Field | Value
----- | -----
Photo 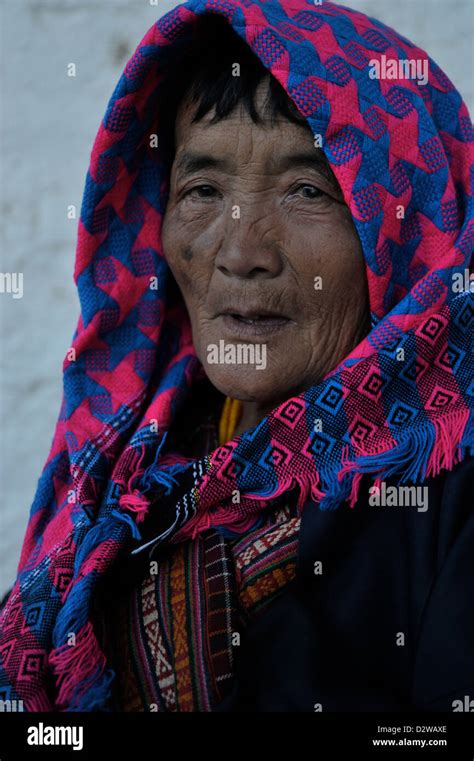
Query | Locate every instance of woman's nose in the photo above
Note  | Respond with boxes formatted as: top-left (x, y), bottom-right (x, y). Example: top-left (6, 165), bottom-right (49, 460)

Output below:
top-left (214, 213), bottom-right (284, 279)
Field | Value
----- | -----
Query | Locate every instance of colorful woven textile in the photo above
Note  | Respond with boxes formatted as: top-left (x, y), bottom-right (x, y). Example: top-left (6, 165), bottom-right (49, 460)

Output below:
top-left (102, 501), bottom-right (299, 711)
top-left (98, 396), bottom-right (299, 712)
top-left (0, 0), bottom-right (473, 712)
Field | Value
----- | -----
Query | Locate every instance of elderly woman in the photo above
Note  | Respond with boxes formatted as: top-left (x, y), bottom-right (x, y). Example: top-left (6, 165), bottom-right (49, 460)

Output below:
top-left (0, 0), bottom-right (473, 714)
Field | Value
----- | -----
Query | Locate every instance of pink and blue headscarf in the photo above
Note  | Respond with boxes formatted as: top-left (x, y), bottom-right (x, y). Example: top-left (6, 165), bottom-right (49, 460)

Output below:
top-left (1, 0), bottom-right (472, 711)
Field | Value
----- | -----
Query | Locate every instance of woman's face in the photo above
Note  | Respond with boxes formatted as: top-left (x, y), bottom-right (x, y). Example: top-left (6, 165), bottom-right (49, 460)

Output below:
top-left (161, 79), bottom-right (370, 408)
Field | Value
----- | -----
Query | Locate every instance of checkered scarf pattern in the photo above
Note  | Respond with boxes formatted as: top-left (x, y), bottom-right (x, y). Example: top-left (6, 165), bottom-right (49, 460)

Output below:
top-left (0, 0), bottom-right (473, 712)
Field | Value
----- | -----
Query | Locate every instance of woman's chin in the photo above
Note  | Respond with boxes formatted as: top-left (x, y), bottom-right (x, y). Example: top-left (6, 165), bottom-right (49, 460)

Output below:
top-left (203, 366), bottom-right (287, 406)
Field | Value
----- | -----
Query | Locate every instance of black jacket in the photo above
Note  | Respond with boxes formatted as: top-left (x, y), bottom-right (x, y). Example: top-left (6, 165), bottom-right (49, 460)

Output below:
top-left (216, 455), bottom-right (474, 712)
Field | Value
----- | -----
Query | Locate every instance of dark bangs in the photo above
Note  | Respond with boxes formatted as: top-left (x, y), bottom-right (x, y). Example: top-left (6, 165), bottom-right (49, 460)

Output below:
top-left (158, 13), bottom-right (307, 166)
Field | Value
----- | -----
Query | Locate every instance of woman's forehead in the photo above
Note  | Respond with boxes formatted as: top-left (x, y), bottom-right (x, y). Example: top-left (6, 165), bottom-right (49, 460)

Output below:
top-left (172, 104), bottom-right (337, 188)
top-left (173, 75), bottom-right (306, 135)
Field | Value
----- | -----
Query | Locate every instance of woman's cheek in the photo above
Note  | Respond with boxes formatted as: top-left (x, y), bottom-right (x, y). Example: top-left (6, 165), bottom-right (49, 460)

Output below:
top-left (178, 197), bottom-right (222, 226)
top-left (167, 243), bottom-right (210, 308)
top-left (285, 223), bottom-right (363, 307)
top-left (173, 206), bottom-right (206, 231)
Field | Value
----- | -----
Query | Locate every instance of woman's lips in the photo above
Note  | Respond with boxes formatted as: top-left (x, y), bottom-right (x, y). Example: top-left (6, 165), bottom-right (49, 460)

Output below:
top-left (220, 312), bottom-right (291, 337)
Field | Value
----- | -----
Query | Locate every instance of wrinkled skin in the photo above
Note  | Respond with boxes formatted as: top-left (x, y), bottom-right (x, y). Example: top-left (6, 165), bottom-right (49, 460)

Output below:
top-left (161, 78), bottom-right (370, 436)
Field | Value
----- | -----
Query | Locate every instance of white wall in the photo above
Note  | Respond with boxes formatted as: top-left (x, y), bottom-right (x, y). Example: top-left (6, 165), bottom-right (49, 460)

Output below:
top-left (1, 0), bottom-right (473, 598)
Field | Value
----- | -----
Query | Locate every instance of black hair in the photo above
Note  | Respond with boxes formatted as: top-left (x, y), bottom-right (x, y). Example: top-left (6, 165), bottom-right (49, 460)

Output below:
top-left (158, 13), bottom-right (308, 166)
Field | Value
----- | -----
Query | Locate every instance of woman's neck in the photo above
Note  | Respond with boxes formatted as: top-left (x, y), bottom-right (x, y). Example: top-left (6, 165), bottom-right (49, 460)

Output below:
top-left (233, 399), bottom-right (277, 438)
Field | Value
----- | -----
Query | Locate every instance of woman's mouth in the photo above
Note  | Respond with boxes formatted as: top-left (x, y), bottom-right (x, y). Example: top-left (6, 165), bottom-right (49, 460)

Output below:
top-left (220, 312), bottom-right (291, 336)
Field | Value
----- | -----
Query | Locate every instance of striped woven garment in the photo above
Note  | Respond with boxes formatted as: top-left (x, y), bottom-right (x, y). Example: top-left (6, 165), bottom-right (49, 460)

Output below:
top-left (100, 397), bottom-right (301, 712)
top-left (104, 502), bottom-right (301, 712)
top-left (1, 0), bottom-right (473, 712)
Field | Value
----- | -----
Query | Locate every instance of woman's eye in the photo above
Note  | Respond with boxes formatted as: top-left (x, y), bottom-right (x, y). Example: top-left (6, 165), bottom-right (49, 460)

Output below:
top-left (187, 185), bottom-right (217, 198)
top-left (294, 184), bottom-right (324, 200)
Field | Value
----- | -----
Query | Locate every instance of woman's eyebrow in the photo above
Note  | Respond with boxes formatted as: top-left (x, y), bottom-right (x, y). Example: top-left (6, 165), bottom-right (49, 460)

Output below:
top-left (175, 150), bottom-right (338, 188)
top-left (175, 152), bottom-right (231, 175)
top-left (276, 151), bottom-right (337, 186)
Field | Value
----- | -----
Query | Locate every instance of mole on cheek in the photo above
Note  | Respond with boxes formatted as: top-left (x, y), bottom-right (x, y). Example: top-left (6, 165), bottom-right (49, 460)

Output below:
top-left (182, 247), bottom-right (193, 262)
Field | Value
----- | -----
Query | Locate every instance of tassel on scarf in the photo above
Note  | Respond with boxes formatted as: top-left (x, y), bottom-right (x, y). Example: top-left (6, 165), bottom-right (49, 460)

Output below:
top-left (179, 467), bottom-right (326, 543)
top-left (113, 432), bottom-right (193, 539)
top-left (118, 489), bottom-right (150, 524)
top-left (48, 620), bottom-right (115, 711)
top-left (425, 410), bottom-right (472, 478)
top-left (338, 409), bottom-right (472, 508)
top-left (115, 442), bottom-right (150, 523)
